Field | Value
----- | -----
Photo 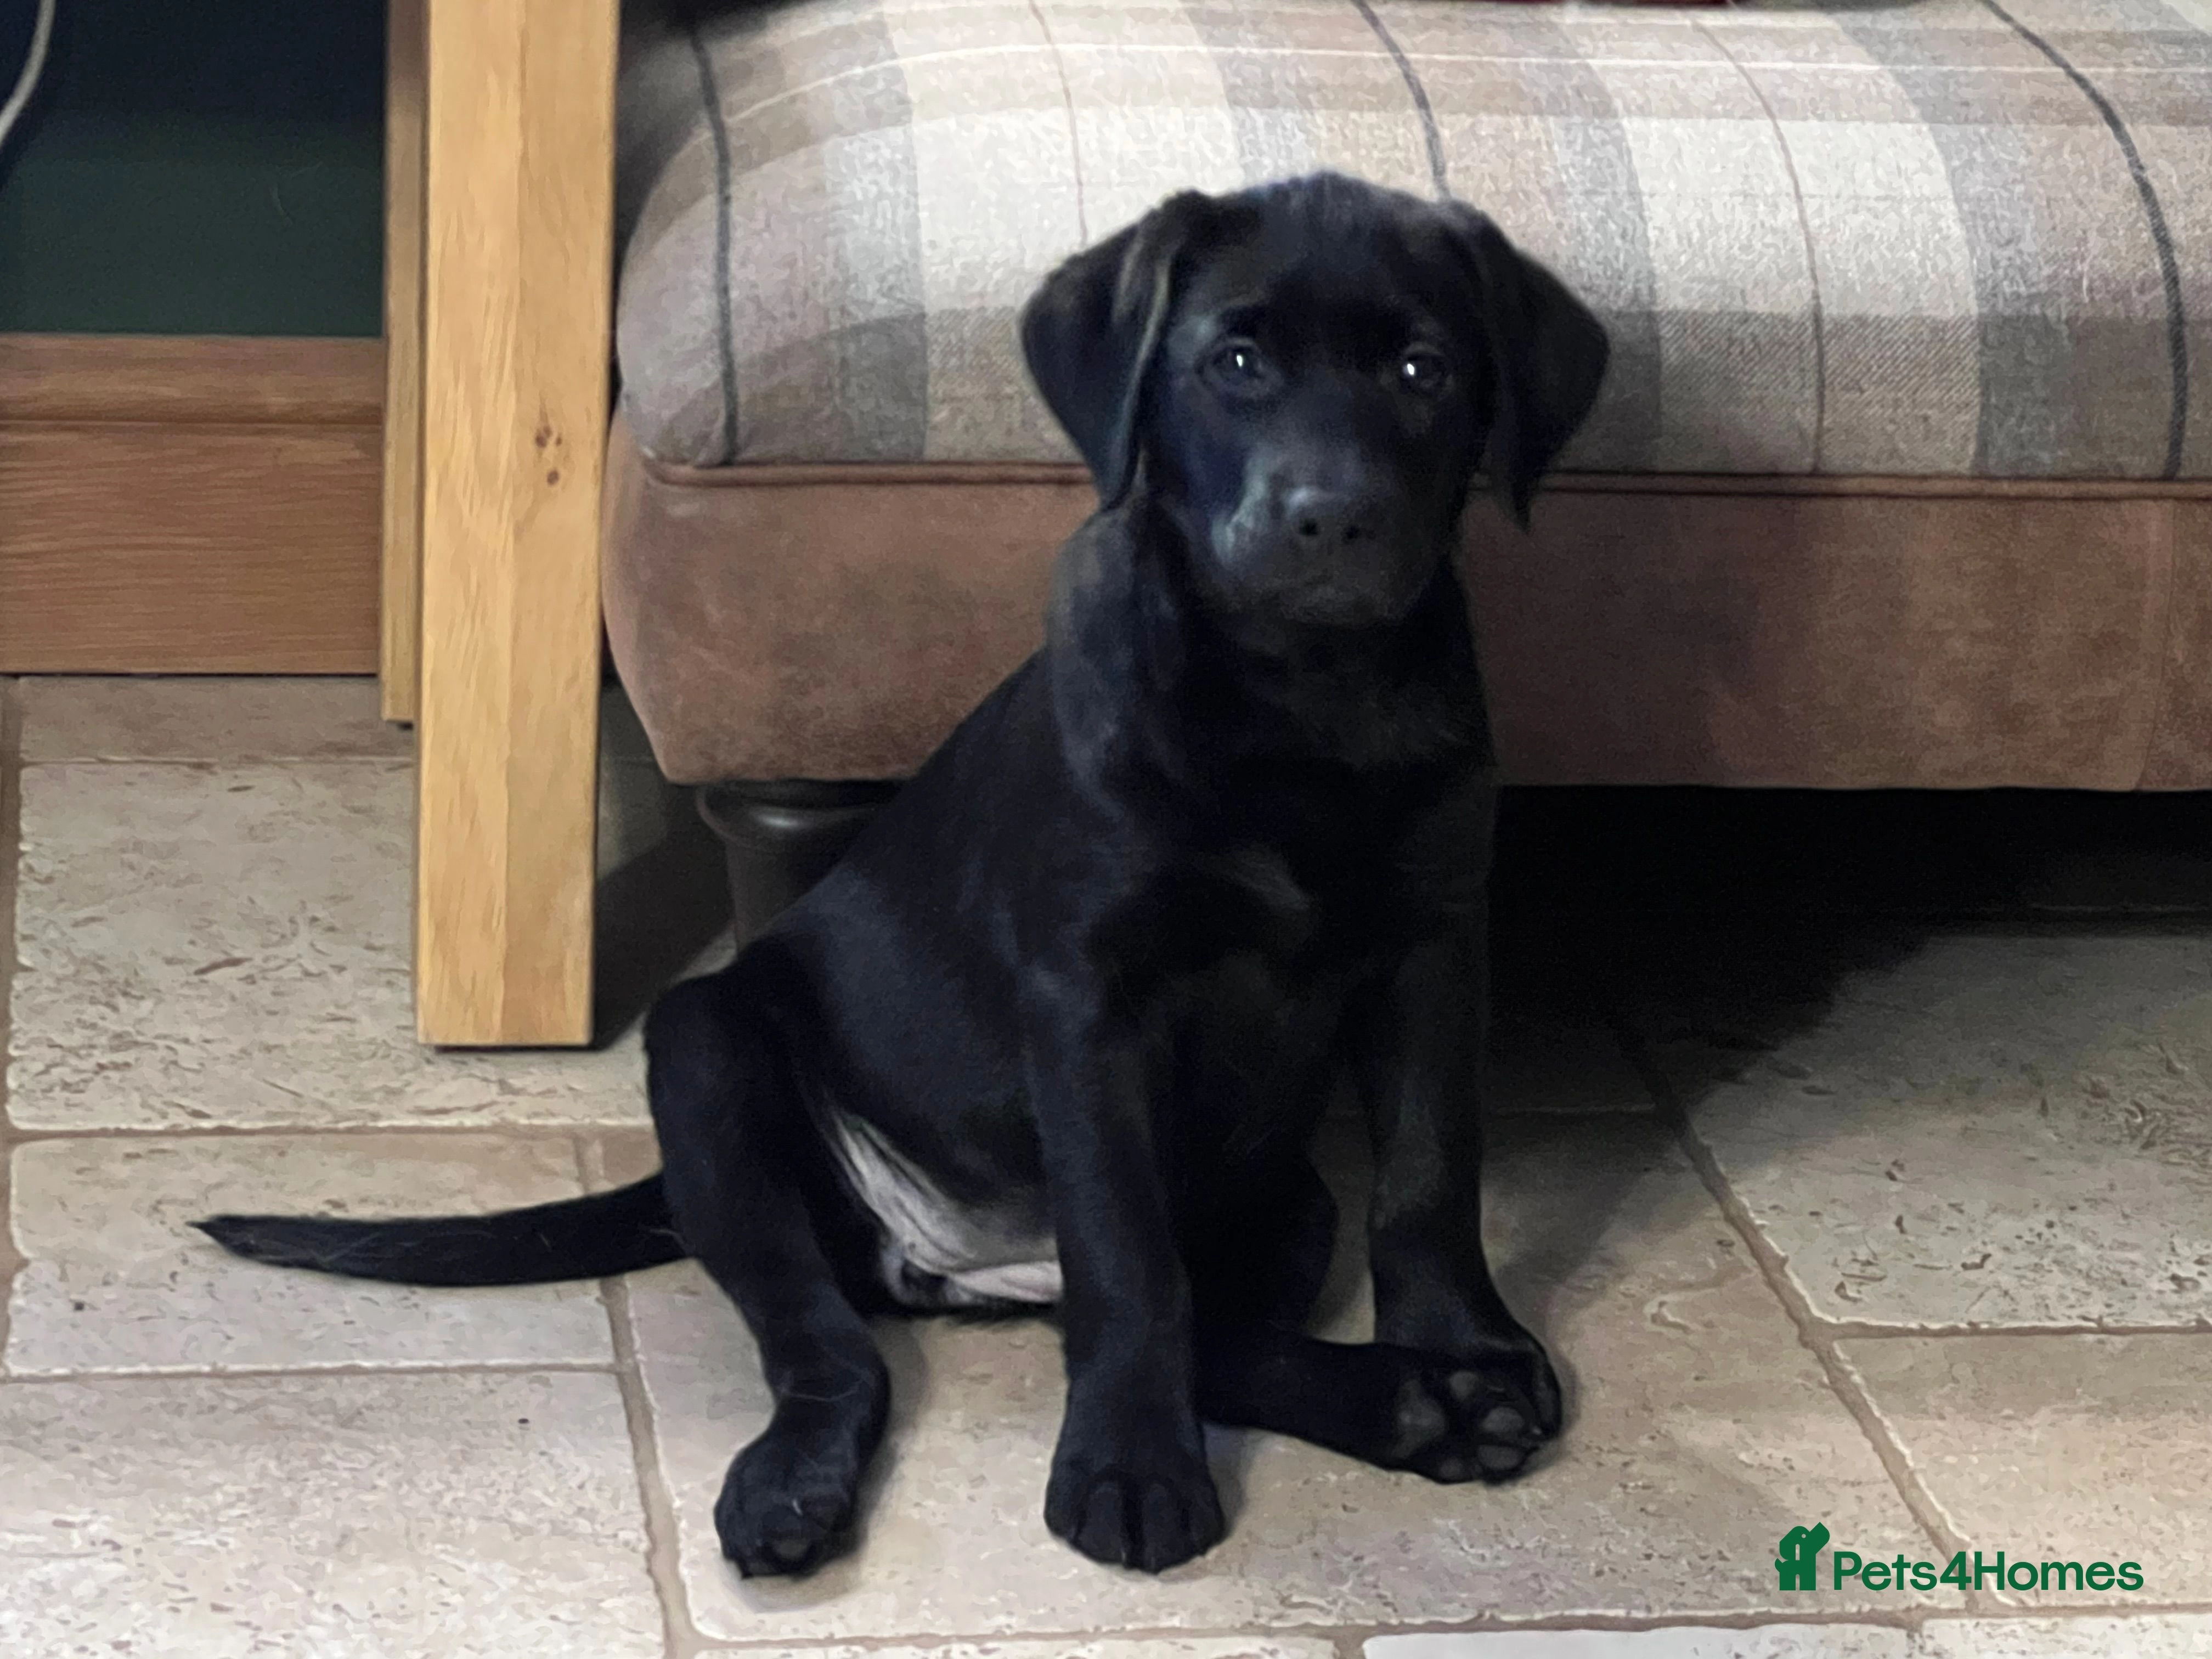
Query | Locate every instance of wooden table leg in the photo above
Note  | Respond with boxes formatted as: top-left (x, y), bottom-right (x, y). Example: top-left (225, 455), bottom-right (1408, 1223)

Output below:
top-left (414, 0), bottom-right (617, 1046)
top-left (380, 0), bottom-right (426, 724)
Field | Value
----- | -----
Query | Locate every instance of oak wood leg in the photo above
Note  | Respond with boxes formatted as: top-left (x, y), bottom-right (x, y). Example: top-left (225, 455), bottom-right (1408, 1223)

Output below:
top-left (414, 0), bottom-right (618, 1045)
top-left (380, 0), bottom-right (427, 723)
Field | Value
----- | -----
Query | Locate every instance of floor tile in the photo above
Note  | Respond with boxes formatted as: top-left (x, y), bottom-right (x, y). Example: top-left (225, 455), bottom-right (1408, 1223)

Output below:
top-left (1837, 1334), bottom-right (2212, 1607)
top-left (8, 763), bottom-right (649, 1129)
top-left (5, 1133), bottom-right (615, 1375)
top-left (1640, 927), bottom-right (2212, 1329)
top-left (0, 1370), bottom-right (661, 1658)
top-left (1364, 1629), bottom-right (1909, 1658)
top-left (16, 676), bottom-right (411, 763)
top-left (631, 1113), bottom-right (1942, 1643)
top-left (713, 1643), bottom-right (1336, 1658)
top-left (591, 1128), bottom-right (663, 1191)
top-left (1363, 1619), bottom-right (2212, 1657)
top-left (1918, 1615), bottom-right (2212, 1656)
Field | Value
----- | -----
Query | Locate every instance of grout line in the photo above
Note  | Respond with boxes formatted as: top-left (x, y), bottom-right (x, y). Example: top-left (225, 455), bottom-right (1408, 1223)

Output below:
top-left (12, 754), bottom-right (649, 772)
top-left (1317, 1605), bottom-right (2212, 1642)
top-left (673, 1605), bottom-right (2212, 1649)
top-left (1799, 1318), bottom-right (2212, 1342)
top-left (0, 1358), bottom-right (619, 1385)
top-left (14, 754), bottom-right (418, 770)
top-left (1611, 1018), bottom-right (1981, 1586)
top-left (670, 1618), bottom-right (1910, 1651)
top-left (682, 1613), bottom-right (1895, 1649)
top-left (605, 1273), bottom-right (704, 1659)
top-left (1, 1120), bottom-right (651, 1143)
top-left (580, 1599), bottom-right (2212, 1652)
top-left (657, 1611), bottom-right (2212, 1653)
top-left (585, 1134), bottom-right (699, 1658)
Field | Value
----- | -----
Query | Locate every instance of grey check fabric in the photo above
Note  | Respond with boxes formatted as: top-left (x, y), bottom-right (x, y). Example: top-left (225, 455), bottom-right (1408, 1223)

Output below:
top-left (614, 0), bottom-right (2212, 479)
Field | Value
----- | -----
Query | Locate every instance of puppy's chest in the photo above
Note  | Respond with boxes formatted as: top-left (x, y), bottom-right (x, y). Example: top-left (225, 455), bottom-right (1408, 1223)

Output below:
top-left (1155, 844), bottom-right (1370, 1039)
top-left (1179, 833), bottom-right (1403, 961)
top-left (1205, 841), bottom-right (1330, 951)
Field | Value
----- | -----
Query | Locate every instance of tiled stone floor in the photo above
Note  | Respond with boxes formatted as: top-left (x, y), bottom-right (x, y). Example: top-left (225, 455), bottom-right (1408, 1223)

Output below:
top-left (3, 677), bottom-right (2210, 1658)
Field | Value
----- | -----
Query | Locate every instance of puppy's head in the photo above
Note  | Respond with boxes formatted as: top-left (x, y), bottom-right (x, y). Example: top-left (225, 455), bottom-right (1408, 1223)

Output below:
top-left (1021, 173), bottom-right (1609, 630)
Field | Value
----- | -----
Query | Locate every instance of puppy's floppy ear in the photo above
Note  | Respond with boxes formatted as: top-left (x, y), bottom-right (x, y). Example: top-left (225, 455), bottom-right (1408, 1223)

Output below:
top-left (1443, 204), bottom-right (1610, 529)
top-left (1020, 191), bottom-right (1217, 508)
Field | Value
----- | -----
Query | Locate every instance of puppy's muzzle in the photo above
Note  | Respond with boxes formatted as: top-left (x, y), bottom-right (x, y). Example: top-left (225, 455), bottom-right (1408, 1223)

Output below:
top-left (1282, 484), bottom-right (1396, 556)
top-left (1222, 482), bottom-right (1430, 627)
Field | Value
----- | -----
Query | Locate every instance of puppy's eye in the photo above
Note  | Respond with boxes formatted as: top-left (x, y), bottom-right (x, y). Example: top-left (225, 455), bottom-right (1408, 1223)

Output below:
top-left (1208, 340), bottom-right (1268, 384)
top-left (1397, 347), bottom-right (1451, 395)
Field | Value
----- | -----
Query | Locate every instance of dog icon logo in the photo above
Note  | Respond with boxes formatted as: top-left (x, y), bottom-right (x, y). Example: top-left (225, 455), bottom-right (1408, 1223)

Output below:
top-left (1776, 1523), bottom-right (1831, 1591)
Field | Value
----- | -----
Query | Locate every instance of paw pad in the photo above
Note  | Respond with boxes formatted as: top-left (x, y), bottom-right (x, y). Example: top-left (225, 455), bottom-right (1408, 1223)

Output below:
top-left (1387, 1352), bottom-right (1556, 1486)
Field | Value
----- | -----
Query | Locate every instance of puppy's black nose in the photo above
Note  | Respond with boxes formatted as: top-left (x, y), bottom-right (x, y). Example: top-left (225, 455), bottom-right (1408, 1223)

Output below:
top-left (1283, 487), bottom-right (1384, 552)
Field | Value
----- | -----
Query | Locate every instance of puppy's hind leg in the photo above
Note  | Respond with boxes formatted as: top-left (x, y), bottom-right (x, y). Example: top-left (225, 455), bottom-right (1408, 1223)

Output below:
top-left (647, 965), bottom-right (890, 1578)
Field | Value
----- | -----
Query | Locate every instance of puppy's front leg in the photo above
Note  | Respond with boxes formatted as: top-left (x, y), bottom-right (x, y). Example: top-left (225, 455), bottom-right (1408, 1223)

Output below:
top-left (1026, 968), bottom-right (1223, 1572)
top-left (1355, 924), bottom-right (1562, 1463)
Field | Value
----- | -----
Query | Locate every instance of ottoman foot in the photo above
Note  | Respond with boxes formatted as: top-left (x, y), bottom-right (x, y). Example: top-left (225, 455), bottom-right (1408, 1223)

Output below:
top-left (696, 781), bottom-right (900, 946)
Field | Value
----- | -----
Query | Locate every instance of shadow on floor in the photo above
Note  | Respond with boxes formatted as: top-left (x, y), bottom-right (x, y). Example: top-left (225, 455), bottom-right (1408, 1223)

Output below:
top-left (1486, 787), bottom-right (2212, 1319)
top-left (592, 773), bottom-right (733, 1048)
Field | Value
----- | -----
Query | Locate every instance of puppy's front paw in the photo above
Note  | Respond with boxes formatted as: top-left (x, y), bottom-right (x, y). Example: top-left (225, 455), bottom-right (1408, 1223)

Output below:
top-left (1488, 1329), bottom-right (1564, 1438)
top-left (1386, 1342), bottom-right (1559, 1485)
top-left (714, 1410), bottom-right (874, 1578)
top-left (1045, 1438), bottom-right (1225, 1572)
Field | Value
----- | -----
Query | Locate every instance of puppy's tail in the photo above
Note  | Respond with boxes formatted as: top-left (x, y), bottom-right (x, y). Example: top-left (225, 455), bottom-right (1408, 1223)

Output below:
top-left (193, 1175), bottom-right (686, 1286)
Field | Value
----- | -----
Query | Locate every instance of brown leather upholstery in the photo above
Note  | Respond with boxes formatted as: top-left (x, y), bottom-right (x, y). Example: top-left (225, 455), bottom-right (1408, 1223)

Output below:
top-left (602, 418), bottom-right (2212, 791)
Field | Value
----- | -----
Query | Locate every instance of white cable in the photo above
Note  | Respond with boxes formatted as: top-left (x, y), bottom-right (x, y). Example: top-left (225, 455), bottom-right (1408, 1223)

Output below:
top-left (0, 0), bottom-right (58, 160)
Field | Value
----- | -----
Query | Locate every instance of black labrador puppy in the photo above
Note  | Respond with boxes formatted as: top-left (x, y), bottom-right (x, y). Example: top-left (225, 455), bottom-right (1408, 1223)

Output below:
top-left (200, 171), bottom-right (1609, 1579)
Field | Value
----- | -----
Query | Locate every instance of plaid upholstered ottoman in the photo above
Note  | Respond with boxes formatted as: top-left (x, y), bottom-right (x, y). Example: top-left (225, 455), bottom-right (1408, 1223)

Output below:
top-left (602, 0), bottom-right (2211, 896)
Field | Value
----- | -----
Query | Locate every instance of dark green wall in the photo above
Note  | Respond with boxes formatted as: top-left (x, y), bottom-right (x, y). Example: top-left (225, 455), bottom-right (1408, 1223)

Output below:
top-left (0, 1), bottom-right (384, 336)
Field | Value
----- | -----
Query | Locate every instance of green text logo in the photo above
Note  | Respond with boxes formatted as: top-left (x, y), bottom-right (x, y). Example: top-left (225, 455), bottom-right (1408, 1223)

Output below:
top-left (1774, 1526), bottom-right (2144, 1595)
top-left (1775, 1524), bottom-right (1830, 1592)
